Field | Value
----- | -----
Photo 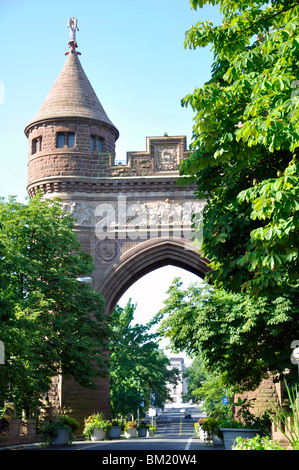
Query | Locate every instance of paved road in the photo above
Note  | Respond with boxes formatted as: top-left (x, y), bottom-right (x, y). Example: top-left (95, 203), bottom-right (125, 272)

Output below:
top-left (12, 406), bottom-right (224, 452)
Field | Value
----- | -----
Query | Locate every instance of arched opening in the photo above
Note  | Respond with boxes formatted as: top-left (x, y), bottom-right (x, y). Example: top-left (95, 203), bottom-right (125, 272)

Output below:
top-left (109, 266), bottom-right (205, 415)
top-left (99, 238), bottom-right (210, 413)
top-left (98, 237), bottom-right (210, 316)
top-left (117, 264), bottom-right (202, 364)
top-left (118, 265), bottom-right (201, 327)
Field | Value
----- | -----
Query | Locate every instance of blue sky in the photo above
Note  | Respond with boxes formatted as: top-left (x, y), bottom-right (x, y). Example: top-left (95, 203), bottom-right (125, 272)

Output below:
top-left (1, 0), bottom-right (220, 354)
top-left (0, 0), bottom-right (221, 201)
top-left (118, 266), bottom-right (202, 364)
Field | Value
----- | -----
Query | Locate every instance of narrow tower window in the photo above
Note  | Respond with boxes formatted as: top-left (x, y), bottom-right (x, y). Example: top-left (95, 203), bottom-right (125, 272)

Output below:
top-left (97, 137), bottom-right (103, 152)
top-left (67, 133), bottom-right (75, 148)
top-left (57, 133), bottom-right (65, 148)
top-left (90, 135), bottom-right (95, 151)
top-left (90, 135), bottom-right (103, 152)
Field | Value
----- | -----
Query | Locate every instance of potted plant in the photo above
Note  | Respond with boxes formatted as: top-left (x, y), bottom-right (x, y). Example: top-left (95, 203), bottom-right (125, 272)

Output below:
top-left (194, 418), bottom-right (208, 440)
top-left (108, 419), bottom-right (122, 439)
top-left (41, 415), bottom-right (79, 446)
top-left (137, 421), bottom-right (149, 437)
top-left (147, 424), bottom-right (156, 437)
top-left (219, 417), bottom-right (260, 450)
top-left (124, 420), bottom-right (137, 439)
top-left (219, 395), bottom-right (273, 450)
top-left (83, 412), bottom-right (111, 441)
top-left (202, 417), bottom-right (223, 446)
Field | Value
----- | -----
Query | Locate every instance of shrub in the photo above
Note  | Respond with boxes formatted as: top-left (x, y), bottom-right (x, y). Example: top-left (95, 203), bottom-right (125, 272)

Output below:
top-left (233, 435), bottom-right (286, 450)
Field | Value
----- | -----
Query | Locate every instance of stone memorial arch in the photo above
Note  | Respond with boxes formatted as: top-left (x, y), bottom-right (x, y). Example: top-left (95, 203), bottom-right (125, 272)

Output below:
top-left (25, 22), bottom-right (209, 425)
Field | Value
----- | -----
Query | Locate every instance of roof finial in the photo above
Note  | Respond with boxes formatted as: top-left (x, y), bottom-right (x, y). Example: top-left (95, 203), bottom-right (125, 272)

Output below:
top-left (66, 17), bottom-right (81, 55)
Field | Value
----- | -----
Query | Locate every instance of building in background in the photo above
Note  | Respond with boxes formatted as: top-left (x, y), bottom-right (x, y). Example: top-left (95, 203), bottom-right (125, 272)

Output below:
top-left (166, 357), bottom-right (188, 407)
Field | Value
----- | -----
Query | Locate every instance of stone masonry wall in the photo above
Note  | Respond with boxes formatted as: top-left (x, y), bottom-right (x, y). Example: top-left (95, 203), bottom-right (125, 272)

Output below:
top-left (27, 119), bottom-right (118, 184)
top-left (234, 375), bottom-right (282, 419)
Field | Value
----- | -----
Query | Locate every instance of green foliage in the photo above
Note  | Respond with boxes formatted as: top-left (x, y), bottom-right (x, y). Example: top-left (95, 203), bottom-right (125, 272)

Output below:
top-left (201, 417), bottom-right (221, 435)
top-left (83, 412), bottom-right (111, 440)
top-left (192, 372), bottom-right (233, 420)
top-left (123, 420), bottom-right (137, 430)
top-left (137, 420), bottom-right (149, 429)
top-left (41, 415), bottom-right (79, 444)
top-left (109, 300), bottom-right (179, 416)
top-left (180, 0), bottom-right (299, 295)
top-left (267, 381), bottom-right (299, 449)
top-left (157, 279), bottom-right (299, 390)
top-left (0, 194), bottom-right (108, 415)
top-left (232, 435), bottom-right (286, 450)
top-left (182, 355), bottom-right (233, 419)
top-left (155, 0), bottom-right (299, 400)
top-left (182, 355), bottom-right (208, 404)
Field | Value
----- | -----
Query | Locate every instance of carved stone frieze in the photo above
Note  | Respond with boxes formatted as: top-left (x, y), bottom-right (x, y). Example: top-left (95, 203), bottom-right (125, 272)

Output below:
top-left (61, 199), bottom-right (205, 231)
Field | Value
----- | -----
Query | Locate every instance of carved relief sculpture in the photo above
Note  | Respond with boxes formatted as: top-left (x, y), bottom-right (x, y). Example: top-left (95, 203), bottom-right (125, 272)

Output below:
top-left (96, 240), bottom-right (119, 262)
top-left (155, 144), bottom-right (178, 172)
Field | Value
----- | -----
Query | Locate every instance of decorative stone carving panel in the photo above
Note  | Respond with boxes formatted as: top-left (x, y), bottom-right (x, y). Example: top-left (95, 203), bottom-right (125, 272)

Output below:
top-left (96, 240), bottom-right (119, 262)
top-left (154, 144), bottom-right (178, 172)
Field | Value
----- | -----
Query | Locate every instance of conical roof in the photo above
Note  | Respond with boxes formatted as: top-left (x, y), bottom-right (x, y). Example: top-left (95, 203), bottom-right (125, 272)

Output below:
top-left (25, 52), bottom-right (118, 135)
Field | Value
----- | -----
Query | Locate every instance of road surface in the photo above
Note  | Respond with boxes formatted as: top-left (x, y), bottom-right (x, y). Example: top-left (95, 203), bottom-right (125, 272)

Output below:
top-left (11, 406), bottom-right (224, 452)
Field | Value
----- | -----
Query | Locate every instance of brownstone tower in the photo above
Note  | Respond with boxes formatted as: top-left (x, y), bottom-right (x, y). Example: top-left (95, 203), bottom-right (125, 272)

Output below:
top-left (25, 38), bottom-right (119, 196)
top-left (25, 20), bottom-right (209, 427)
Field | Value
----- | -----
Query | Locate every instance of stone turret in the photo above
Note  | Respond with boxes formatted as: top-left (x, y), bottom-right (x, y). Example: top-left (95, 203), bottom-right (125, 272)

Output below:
top-left (25, 24), bottom-right (119, 198)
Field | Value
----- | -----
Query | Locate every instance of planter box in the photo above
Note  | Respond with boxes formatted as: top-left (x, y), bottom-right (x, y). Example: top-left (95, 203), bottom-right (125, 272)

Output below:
top-left (220, 428), bottom-right (260, 450)
top-left (91, 428), bottom-right (106, 441)
top-left (124, 428), bottom-right (136, 439)
top-left (137, 427), bottom-right (147, 437)
top-left (212, 434), bottom-right (223, 446)
top-left (108, 426), bottom-right (122, 439)
top-left (52, 428), bottom-right (69, 446)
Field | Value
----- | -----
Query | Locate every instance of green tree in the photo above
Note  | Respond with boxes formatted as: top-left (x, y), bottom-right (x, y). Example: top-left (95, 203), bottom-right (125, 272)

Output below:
top-left (109, 300), bottom-right (179, 417)
top-left (0, 195), bottom-right (108, 416)
top-left (181, 0), bottom-right (299, 295)
top-left (189, 367), bottom-right (233, 420)
top-left (157, 278), bottom-right (299, 391)
top-left (182, 355), bottom-right (208, 404)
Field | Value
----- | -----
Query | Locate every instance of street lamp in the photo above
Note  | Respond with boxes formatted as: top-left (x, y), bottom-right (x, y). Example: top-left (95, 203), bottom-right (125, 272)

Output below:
top-left (75, 277), bottom-right (93, 284)
top-left (291, 346), bottom-right (299, 381)
top-left (50, 276), bottom-right (93, 285)
top-left (0, 341), bottom-right (4, 365)
top-left (292, 347), bottom-right (299, 361)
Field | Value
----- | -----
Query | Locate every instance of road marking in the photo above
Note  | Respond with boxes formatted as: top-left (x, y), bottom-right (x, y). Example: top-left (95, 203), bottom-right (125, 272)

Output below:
top-left (185, 437), bottom-right (193, 450)
top-left (178, 417), bottom-right (183, 436)
top-left (76, 443), bottom-right (101, 450)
